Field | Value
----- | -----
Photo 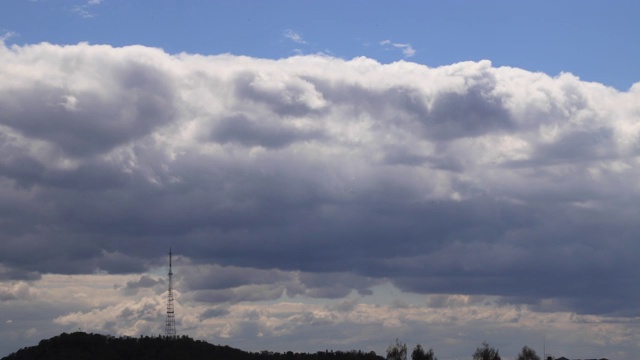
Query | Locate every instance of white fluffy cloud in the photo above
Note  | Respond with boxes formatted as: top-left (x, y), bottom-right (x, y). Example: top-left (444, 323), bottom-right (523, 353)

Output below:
top-left (1, 42), bottom-right (640, 359)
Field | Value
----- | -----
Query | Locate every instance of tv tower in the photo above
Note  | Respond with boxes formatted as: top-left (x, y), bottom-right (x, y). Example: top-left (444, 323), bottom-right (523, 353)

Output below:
top-left (165, 248), bottom-right (176, 338)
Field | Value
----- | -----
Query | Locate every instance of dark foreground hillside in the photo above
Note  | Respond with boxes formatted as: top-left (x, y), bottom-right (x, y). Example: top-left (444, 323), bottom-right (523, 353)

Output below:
top-left (2, 332), bottom-right (384, 360)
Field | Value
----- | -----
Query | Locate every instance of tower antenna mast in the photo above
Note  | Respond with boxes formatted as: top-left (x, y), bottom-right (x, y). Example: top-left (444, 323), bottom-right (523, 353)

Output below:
top-left (165, 247), bottom-right (176, 338)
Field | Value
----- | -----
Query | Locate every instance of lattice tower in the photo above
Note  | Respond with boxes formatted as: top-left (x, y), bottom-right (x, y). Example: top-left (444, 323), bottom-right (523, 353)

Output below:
top-left (165, 248), bottom-right (176, 338)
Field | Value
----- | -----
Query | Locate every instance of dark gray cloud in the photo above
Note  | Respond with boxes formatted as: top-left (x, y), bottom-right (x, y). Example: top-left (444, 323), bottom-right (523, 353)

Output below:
top-left (180, 265), bottom-right (293, 292)
top-left (0, 43), bottom-right (639, 321)
top-left (422, 81), bottom-right (514, 140)
top-left (191, 285), bottom-right (286, 304)
top-left (211, 113), bottom-right (325, 149)
top-left (124, 275), bottom-right (163, 291)
top-left (199, 306), bottom-right (230, 320)
top-left (178, 265), bottom-right (377, 303)
top-left (0, 154), bottom-right (128, 191)
top-left (0, 66), bottom-right (176, 157)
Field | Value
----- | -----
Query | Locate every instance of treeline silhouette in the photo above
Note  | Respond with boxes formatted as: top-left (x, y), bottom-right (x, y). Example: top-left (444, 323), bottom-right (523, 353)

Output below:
top-left (1, 332), bottom-right (384, 360)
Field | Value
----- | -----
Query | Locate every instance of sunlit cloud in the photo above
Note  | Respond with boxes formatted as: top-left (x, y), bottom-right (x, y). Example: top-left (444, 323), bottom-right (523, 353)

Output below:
top-left (72, 0), bottom-right (104, 18)
top-left (0, 30), bottom-right (17, 42)
top-left (284, 29), bottom-right (307, 44)
top-left (380, 39), bottom-right (416, 58)
top-left (1, 41), bottom-right (639, 359)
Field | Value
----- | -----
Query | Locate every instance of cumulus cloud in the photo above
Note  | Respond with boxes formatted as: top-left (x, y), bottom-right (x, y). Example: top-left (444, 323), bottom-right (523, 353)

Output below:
top-left (0, 31), bottom-right (17, 43)
top-left (0, 282), bottom-right (36, 301)
top-left (122, 275), bottom-right (164, 296)
top-left (1, 42), bottom-right (640, 312)
top-left (1, 41), bottom-right (640, 359)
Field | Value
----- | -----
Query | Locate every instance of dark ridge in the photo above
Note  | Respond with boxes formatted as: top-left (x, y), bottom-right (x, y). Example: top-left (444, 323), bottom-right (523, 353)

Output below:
top-left (1, 332), bottom-right (384, 360)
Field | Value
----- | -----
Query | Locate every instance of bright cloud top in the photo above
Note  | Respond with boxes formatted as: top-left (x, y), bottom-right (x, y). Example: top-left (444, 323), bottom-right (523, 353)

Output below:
top-left (1, 42), bottom-right (640, 359)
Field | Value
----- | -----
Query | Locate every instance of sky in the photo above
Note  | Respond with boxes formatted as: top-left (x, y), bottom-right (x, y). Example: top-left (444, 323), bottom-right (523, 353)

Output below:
top-left (1, 1), bottom-right (640, 360)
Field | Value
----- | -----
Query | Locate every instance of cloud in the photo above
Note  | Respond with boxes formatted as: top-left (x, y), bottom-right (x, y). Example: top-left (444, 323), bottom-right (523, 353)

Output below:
top-left (123, 275), bottom-right (164, 295)
top-left (0, 282), bottom-right (36, 301)
top-left (1, 42), bottom-right (640, 315)
top-left (0, 31), bottom-right (17, 43)
top-left (1, 41), bottom-right (640, 359)
top-left (199, 307), bottom-right (230, 320)
top-left (380, 40), bottom-right (416, 58)
top-left (2, 274), bottom-right (638, 359)
top-left (72, 0), bottom-right (104, 18)
top-left (178, 264), bottom-right (377, 304)
top-left (284, 29), bottom-right (307, 44)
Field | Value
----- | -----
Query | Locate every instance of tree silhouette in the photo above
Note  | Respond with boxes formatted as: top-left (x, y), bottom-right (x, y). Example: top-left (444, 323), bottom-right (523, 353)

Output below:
top-left (472, 342), bottom-right (501, 360)
top-left (516, 346), bottom-right (540, 360)
top-left (3, 332), bottom-right (386, 360)
top-left (386, 339), bottom-right (407, 360)
top-left (411, 344), bottom-right (437, 360)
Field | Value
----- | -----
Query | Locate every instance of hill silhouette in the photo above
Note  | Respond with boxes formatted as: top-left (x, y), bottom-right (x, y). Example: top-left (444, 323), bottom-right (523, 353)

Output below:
top-left (2, 332), bottom-right (384, 360)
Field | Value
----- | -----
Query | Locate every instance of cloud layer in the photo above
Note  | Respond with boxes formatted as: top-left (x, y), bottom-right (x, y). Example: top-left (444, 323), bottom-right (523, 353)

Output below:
top-left (1, 42), bottom-right (640, 359)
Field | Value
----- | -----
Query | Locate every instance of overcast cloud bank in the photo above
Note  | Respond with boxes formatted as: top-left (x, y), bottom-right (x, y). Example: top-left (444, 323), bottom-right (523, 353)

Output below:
top-left (1, 42), bottom-right (639, 360)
